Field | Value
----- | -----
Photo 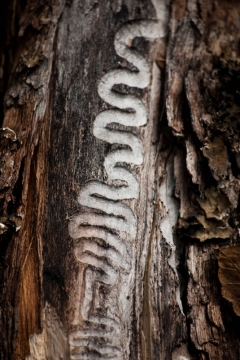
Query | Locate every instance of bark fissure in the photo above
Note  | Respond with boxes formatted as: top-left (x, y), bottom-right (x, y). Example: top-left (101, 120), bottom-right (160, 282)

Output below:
top-left (141, 203), bottom-right (157, 360)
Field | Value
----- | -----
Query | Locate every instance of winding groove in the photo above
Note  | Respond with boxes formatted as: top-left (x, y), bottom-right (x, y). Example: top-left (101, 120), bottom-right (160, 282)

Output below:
top-left (68, 19), bottom-right (161, 359)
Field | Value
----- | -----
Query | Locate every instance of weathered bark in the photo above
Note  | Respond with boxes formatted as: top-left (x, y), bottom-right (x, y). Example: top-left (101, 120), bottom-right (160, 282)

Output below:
top-left (0, 0), bottom-right (240, 360)
top-left (0, 0), bottom-right (65, 358)
top-left (165, 0), bottom-right (240, 359)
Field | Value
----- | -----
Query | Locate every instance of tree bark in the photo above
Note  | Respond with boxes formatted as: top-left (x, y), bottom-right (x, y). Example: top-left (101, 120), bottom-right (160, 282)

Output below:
top-left (165, 1), bottom-right (240, 359)
top-left (0, 0), bottom-right (240, 360)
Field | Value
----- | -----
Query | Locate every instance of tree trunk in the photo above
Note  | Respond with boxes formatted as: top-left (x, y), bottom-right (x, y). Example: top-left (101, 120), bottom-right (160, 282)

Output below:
top-left (0, 0), bottom-right (240, 359)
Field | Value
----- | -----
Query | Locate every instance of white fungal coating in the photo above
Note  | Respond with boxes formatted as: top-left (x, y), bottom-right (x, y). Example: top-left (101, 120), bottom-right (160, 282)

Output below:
top-left (68, 19), bottom-right (162, 359)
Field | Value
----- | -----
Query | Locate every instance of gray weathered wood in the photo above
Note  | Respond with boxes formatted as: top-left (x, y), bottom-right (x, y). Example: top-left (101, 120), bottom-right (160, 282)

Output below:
top-left (43, 1), bottom-right (167, 359)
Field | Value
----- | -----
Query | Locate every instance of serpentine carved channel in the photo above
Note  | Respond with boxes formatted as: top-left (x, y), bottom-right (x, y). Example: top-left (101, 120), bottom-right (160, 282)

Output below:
top-left (68, 19), bottom-right (161, 359)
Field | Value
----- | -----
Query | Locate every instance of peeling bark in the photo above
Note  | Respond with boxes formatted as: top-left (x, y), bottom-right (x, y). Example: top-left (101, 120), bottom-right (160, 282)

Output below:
top-left (0, 0), bottom-right (240, 360)
top-left (165, 0), bottom-right (240, 358)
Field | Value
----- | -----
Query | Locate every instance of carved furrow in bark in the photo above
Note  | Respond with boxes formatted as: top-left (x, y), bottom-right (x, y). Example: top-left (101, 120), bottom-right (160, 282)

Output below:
top-left (40, 0), bottom-right (169, 359)
top-left (68, 15), bottom-right (166, 360)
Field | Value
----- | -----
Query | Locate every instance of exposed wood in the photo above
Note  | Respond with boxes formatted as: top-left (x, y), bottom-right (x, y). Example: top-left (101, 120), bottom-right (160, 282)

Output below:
top-left (44, 1), bottom-right (168, 359)
top-left (0, 0), bottom-right (65, 358)
top-left (1, 0), bottom-right (240, 359)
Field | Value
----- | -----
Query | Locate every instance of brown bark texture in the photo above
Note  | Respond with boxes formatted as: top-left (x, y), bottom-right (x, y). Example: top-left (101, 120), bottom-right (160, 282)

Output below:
top-left (0, 0), bottom-right (240, 360)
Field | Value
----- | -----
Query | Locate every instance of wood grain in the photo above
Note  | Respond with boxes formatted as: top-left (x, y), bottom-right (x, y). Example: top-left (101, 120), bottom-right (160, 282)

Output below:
top-left (1, 0), bottom-right (240, 359)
